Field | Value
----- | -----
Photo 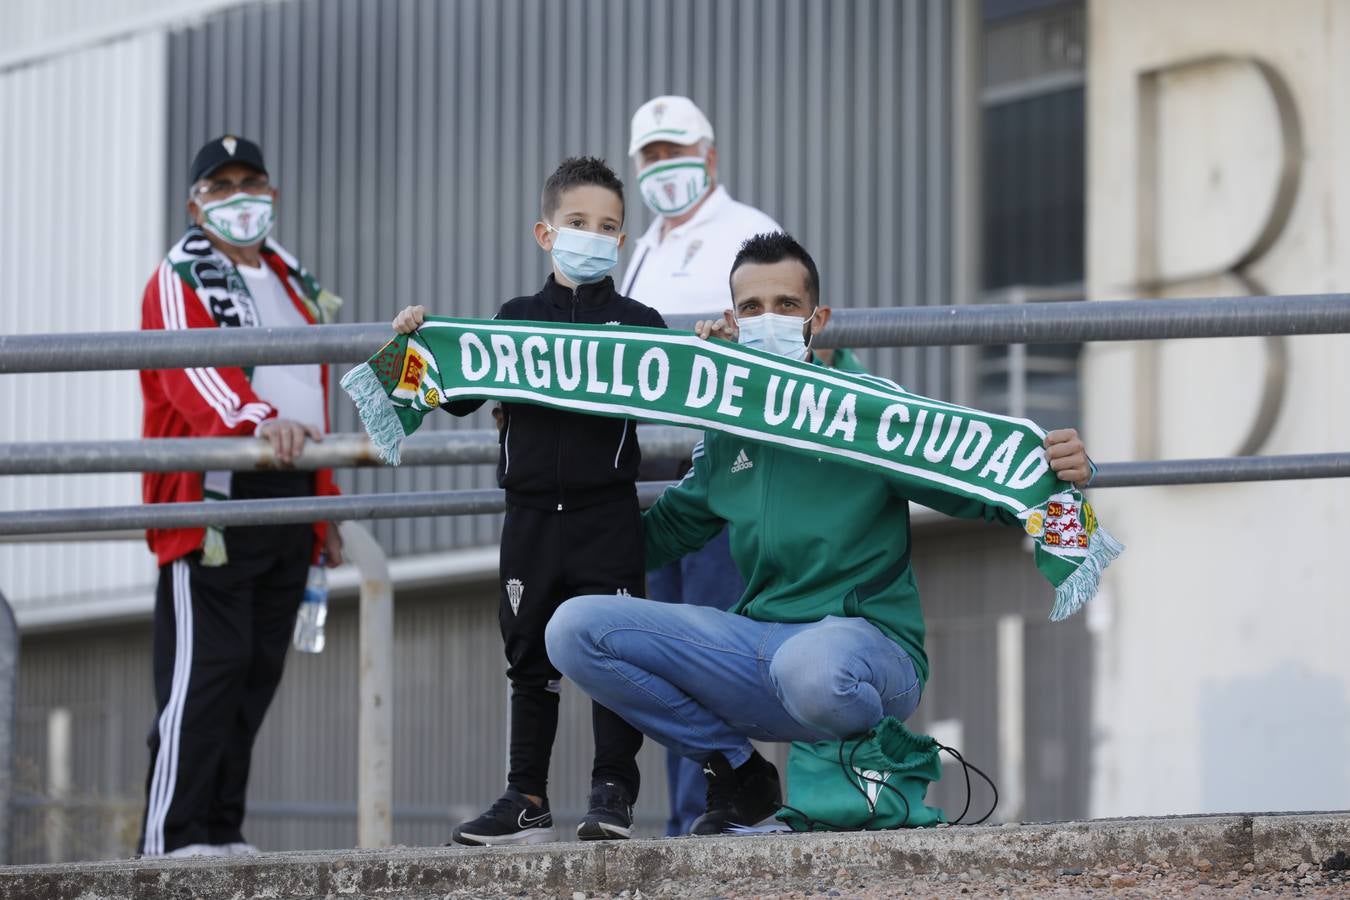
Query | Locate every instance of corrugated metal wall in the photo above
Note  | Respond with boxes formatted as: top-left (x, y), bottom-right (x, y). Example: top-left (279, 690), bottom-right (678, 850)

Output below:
top-left (13, 522), bottom-right (1084, 861)
top-left (0, 30), bottom-right (167, 607)
top-left (160, 0), bottom-right (958, 560)
top-left (0, 0), bottom-right (259, 58)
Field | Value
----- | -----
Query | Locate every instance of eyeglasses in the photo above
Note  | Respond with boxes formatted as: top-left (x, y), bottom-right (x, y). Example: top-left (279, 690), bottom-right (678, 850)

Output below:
top-left (193, 174), bottom-right (270, 200)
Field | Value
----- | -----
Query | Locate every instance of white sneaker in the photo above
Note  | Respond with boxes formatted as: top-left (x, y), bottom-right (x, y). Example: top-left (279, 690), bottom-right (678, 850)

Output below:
top-left (164, 843), bottom-right (231, 858)
top-left (226, 842), bottom-right (260, 856)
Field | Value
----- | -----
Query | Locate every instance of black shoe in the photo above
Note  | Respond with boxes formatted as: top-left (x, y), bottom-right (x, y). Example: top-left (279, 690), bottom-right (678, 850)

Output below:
top-left (450, 789), bottom-right (557, 846)
top-left (576, 780), bottom-right (633, 840)
top-left (690, 751), bottom-right (782, 836)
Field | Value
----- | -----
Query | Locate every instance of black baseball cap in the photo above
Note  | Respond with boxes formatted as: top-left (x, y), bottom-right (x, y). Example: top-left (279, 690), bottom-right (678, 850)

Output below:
top-left (189, 135), bottom-right (269, 186)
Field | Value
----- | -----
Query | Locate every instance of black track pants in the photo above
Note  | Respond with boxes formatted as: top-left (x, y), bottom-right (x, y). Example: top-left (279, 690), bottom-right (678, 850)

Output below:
top-left (499, 493), bottom-right (646, 800)
top-left (139, 516), bottom-right (312, 854)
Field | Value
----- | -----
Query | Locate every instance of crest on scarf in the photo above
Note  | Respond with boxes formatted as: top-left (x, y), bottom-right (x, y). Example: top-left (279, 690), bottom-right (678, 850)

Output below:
top-left (506, 578), bottom-right (524, 615)
top-left (222, 135), bottom-right (238, 156)
top-left (392, 339), bottom-right (436, 403)
top-left (852, 767), bottom-right (892, 813)
top-left (398, 348), bottom-right (427, 393)
top-left (1037, 492), bottom-right (1093, 552)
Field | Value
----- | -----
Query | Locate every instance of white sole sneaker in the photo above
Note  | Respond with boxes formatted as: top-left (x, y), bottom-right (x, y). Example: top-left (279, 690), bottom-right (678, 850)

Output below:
top-left (163, 843), bottom-right (231, 858)
top-left (576, 820), bottom-right (632, 840)
top-left (453, 826), bottom-right (558, 846)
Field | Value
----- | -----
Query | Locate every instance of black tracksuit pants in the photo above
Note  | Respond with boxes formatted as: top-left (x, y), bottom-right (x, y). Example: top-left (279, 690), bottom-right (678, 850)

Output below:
top-left (500, 492), bottom-right (646, 801)
top-left (139, 473), bottom-right (314, 854)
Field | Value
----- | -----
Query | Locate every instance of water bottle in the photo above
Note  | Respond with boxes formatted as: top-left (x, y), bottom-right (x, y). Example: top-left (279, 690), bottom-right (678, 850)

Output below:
top-left (293, 554), bottom-right (328, 653)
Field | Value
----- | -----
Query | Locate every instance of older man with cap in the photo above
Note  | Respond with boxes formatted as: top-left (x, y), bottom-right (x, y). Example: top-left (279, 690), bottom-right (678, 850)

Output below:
top-left (619, 95), bottom-right (781, 836)
top-left (136, 135), bottom-right (343, 857)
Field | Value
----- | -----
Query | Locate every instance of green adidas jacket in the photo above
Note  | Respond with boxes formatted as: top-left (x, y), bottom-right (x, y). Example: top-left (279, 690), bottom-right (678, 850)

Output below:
top-left (642, 354), bottom-right (1019, 687)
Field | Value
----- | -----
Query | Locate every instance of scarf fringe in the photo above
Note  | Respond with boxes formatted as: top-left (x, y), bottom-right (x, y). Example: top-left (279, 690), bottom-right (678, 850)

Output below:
top-left (340, 364), bottom-right (405, 466)
top-left (1049, 526), bottom-right (1124, 621)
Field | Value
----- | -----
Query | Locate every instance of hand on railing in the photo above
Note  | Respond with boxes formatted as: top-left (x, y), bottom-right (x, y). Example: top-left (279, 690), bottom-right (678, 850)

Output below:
top-left (257, 419), bottom-right (323, 465)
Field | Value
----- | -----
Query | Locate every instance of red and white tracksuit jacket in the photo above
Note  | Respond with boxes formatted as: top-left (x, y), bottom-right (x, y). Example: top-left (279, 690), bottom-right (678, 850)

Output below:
top-left (139, 249), bottom-right (339, 567)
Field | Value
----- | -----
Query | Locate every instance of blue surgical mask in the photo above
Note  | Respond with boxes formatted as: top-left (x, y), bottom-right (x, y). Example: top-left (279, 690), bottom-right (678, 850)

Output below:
top-left (547, 225), bottom-right (620, 285)
top-left (736, 310), bottom-right (816, 360)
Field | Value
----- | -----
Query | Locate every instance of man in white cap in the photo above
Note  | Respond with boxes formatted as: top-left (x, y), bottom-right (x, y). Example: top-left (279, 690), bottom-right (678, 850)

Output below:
top-left (622, 95), bottom-right (781, 316)
top-left (620, 95), bottom-right (781, 836)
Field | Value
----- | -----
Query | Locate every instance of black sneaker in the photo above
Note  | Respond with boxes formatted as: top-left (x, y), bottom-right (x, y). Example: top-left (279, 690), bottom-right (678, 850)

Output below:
top-left (690, 751), bottom-right (783, 836)
top-left (576, 781), bottom-right (633, 841)
top-left (450, 789), bottom-right (557, 846)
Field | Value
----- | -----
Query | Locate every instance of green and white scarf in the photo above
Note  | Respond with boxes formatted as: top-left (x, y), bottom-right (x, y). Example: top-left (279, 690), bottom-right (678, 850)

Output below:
top-left (341, 318), bottom-right (1122, 620)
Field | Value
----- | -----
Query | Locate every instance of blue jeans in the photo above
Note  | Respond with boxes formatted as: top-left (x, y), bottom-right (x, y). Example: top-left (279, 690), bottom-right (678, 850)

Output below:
top-left (646, 528), bottom-right (747, 834)
top-left (545, 596), bottom-right (922, 772)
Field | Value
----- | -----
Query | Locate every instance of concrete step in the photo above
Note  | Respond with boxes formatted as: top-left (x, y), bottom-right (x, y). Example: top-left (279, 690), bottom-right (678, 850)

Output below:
top-left (2, 813), bottom-right (1346, 899)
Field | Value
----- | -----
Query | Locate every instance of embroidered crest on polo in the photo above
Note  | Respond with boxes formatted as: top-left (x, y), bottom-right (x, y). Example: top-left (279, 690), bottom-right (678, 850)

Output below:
top-left (731, 448), bottom-right (754, 473)
top-left (222, 136), bottom-right (238, 156)
top-left (680, 239), bottom-right (703, 271)
top-left (506, 578), bottom-right (524, 615)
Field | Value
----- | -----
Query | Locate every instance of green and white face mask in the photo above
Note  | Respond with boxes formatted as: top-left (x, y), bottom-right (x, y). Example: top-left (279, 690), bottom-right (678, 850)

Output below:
top-left (199, 191), bottom-right (274, 247)
top-left (637, 156), bottom-right (710, 217)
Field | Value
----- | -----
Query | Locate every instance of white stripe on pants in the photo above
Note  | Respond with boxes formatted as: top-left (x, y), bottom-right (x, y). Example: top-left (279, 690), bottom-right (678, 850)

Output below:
top-left (142, 559), bottom-right (193, 855)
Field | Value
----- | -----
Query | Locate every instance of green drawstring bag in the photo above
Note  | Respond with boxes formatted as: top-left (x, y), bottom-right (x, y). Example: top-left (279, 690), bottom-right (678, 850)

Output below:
top-left (777, 717), bottom-right (992, 832)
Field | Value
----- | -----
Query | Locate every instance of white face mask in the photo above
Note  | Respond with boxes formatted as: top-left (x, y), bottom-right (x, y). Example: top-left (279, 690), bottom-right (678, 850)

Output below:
top-left (637, 156), bottom-right (711, 217)
top-left (736, 310), bottom-right (816, 360)
top-left (198, 191), bottom-right (274, 247)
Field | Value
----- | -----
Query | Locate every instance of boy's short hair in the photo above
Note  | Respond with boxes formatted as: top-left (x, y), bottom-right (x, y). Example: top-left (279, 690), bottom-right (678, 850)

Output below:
top-left (729, 231), bottom-right (822, 307)
top-left (541, 156), bottom-right (625, 221)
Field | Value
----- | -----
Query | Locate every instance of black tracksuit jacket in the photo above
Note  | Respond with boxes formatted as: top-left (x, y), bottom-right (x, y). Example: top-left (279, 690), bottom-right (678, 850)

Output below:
top-left (445, 274), bottom-right (667, 510)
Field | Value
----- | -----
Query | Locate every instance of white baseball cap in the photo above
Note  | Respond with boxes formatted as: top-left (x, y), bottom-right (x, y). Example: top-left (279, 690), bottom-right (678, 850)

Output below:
top-left (628, 95), bottom-right (715, 157)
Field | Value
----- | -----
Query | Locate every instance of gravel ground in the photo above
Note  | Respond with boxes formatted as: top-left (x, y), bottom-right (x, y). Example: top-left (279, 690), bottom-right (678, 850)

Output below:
top-left (549, 854), bottom-right (1350, 900)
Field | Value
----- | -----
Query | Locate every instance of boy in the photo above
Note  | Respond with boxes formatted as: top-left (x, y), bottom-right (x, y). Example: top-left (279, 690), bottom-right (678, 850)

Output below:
top-left (392, 157), bottom-right (664, 845)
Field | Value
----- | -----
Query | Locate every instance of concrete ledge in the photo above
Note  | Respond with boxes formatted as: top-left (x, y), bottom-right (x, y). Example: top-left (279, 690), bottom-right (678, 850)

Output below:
top-left (2, 813), bottom-right (1347, 899)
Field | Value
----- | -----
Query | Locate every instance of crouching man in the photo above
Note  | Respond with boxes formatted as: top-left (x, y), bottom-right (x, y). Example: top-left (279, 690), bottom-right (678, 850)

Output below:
top-left (545, 232), bottom-right (1094, 834)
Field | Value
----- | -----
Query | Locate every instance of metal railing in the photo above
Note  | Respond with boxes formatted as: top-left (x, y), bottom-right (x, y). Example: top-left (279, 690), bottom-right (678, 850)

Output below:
top-left (4, 294), bottom-right (1350, 373)
top-left (0, 427), bottom-right (700, 476)
top-left (4, 295), bottom-right (1350, 854)
top-left (3, 453), bottom-right (1350, 537)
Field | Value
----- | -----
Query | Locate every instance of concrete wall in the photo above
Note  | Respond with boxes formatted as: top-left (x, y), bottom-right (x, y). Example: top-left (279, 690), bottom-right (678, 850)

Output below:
top-left (1084, 0), bottom-right (1350, 817)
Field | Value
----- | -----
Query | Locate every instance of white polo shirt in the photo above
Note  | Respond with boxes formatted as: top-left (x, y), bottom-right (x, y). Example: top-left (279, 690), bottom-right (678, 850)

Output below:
top-left (237, 261), bottom-right (326, 430)
top-left (619, 185), bottom-right (781, 318)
